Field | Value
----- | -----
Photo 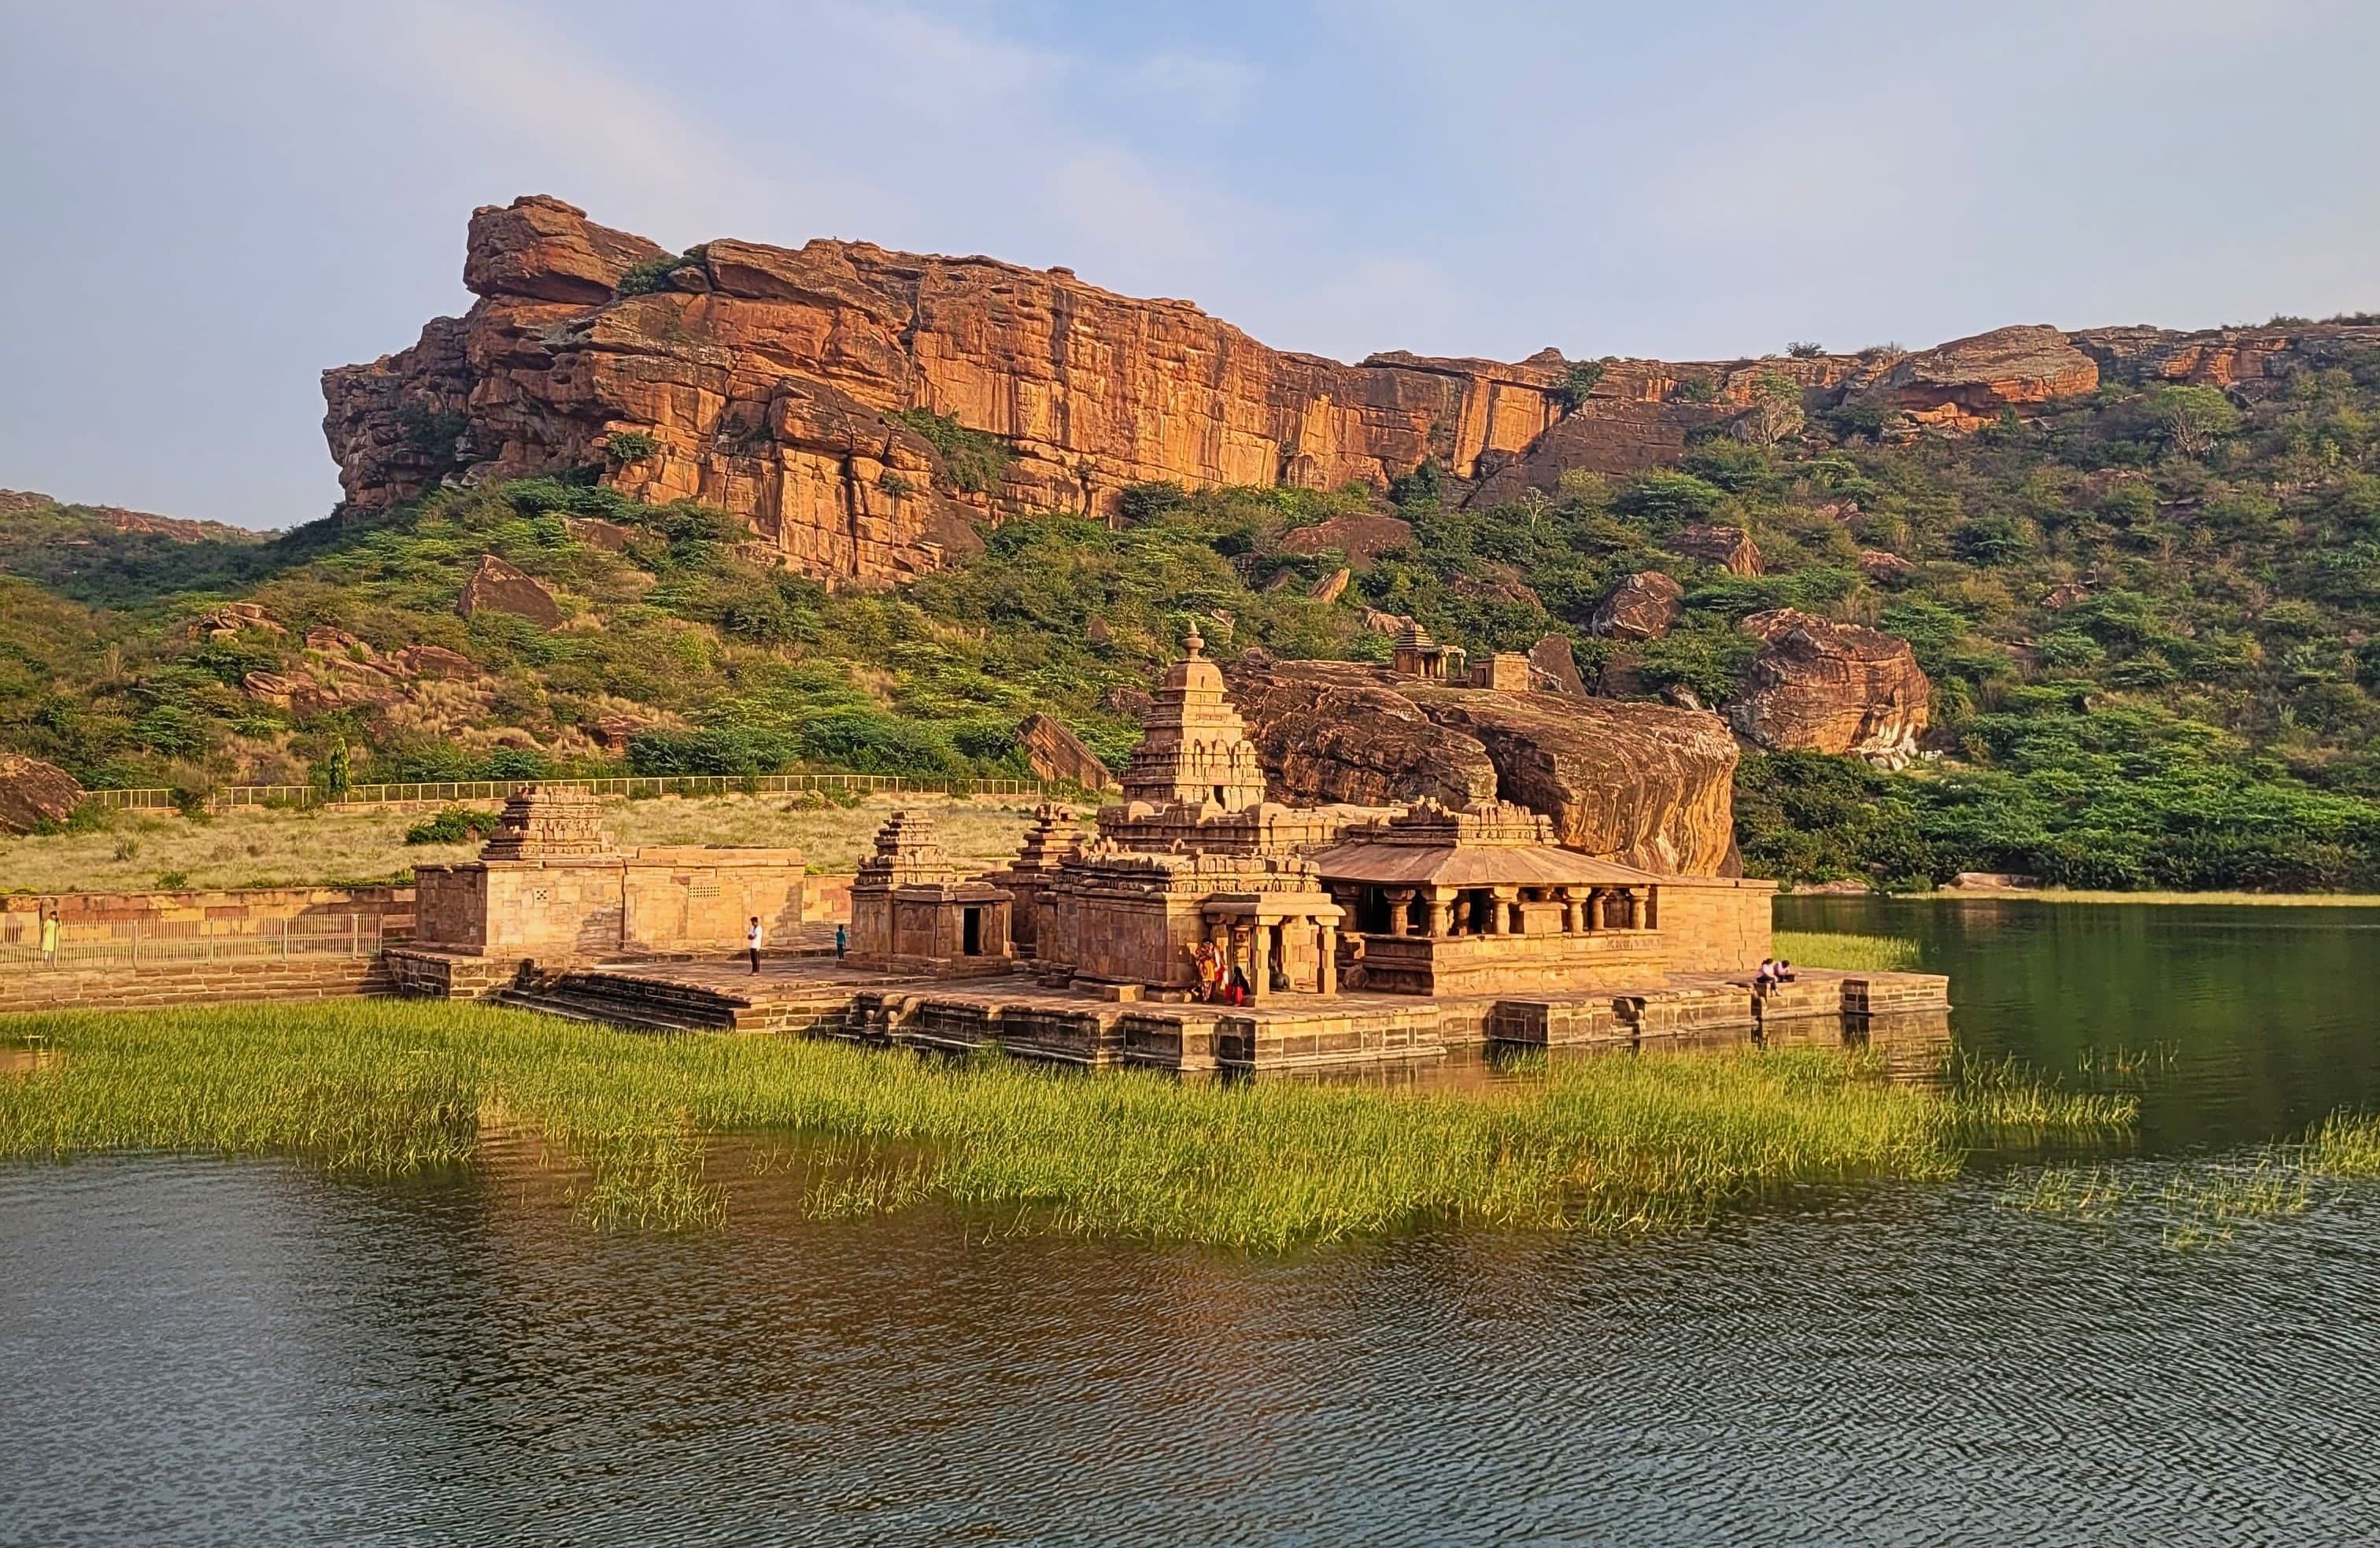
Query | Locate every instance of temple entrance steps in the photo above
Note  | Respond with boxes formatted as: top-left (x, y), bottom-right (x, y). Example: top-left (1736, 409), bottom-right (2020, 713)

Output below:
top-left (494, 964), bottom-right (863, 1036)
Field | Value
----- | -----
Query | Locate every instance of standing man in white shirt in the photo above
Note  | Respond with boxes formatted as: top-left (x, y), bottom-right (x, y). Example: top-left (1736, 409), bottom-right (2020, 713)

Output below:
top-left (746, 915), bottom-right (764, 974)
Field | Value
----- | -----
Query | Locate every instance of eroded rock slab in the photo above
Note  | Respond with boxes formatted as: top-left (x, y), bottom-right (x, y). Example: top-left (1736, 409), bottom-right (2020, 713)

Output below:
top-left (1730, 608), bottom-right (1931, 768)
top-left (0, 754), bottom-right (83, 833)
top-left (458, 554), bottom-right (563, 626)
top-left (1017, 713), bottom-right (1118, 792)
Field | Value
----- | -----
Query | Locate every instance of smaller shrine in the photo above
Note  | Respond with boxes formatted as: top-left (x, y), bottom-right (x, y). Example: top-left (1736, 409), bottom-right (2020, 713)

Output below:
top-left (846, 809), bottom-right (1014, 974)
top-left (412, 785), bottom-right (807, 962)
top-left (978, 803), bottom-right (1080, 959)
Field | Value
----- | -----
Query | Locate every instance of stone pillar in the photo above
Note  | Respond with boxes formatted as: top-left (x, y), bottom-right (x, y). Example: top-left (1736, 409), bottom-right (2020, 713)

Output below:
top-left (1560, 887), bottom-right (1584, 933)
top-left (1249, 920), bottom-right (1272, 1003)
top-left (1451, 894), bottom-right (1472, 935)
top-left (1425, 889), bottom-right (1454, 939)
top-left (1318, 919), bottom-right (1337, 995)
top-left (1615, 889), bottom-right (1638, 929)
top-left (1589, 887), bottom-right (1609, 929)
top-left (1385, 889), bottom-right (1416, 938)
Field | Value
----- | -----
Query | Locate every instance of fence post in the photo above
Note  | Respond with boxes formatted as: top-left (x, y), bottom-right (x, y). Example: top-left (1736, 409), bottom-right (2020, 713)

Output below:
top-left (131, 920), bottom-right (139, 967)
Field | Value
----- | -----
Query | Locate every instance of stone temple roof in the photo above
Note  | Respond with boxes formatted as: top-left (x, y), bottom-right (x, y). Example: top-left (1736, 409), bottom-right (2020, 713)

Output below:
top-left (1303, 799), bottom-right (1662, 889)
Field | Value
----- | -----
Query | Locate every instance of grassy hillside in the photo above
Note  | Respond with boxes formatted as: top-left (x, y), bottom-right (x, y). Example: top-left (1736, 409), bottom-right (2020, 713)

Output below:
top-left (7, 349), bottom-right (2380, 891)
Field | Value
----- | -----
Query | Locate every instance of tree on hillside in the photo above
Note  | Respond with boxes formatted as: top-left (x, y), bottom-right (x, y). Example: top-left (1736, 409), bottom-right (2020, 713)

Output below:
top-left (2151, 385), bottom-right (2240, 460)
top-left (1733, 372), bottom-right (1806, 447)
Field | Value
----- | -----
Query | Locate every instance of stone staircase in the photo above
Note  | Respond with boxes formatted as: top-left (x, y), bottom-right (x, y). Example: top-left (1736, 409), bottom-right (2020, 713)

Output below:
top-left (494, 968), bottom-right (855, 1036)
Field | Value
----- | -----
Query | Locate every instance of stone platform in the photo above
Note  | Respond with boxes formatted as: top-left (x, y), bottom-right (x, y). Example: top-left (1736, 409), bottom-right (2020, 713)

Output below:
top-left (471, 957), bottom-right (1950, 1075)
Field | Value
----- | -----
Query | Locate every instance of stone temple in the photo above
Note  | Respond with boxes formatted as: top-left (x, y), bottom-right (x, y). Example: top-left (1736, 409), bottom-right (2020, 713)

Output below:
top-left (393, 628), bottom-right (1947, 1073)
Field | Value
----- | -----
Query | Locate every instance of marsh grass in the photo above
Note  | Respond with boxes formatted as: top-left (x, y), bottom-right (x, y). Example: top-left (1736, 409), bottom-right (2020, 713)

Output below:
top-left (2003, 1122), bottom-right (2373, 1251)
top-left (0, 1001), bottom-right (2129, 1250)
top-left (1771, 931), bottom-right (1922, 972)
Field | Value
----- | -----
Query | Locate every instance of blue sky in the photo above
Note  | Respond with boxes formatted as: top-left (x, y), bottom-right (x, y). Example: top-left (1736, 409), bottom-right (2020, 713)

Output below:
top-left (6, 1), bottom-right (2378, 529)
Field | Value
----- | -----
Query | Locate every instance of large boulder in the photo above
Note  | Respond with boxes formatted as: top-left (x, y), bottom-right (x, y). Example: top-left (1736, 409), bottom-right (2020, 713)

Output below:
top-left (1729, 609), bottom-right (1931, 768)
top-left (1527, 631), bottom-right (1590, 696)
top-left (1589, 571), bottom-right (1684, 640)
top-left (1222, 659), bottom-right (1501, 811)
top-left (1669, 524), bottom-right (1762, 576)
top-left (1277, 513), bottom-right (1414, 568)
top-left (458, 554), bottom-right (563, 627)
top-left (0, 754), bottom-right (83, 833)
top-left (1016, 713), bottom-right (1118, 792)
top-left (1222, 656), bottom-right (1740, 874)
top-left (460, 194), bottom-right (669, 305)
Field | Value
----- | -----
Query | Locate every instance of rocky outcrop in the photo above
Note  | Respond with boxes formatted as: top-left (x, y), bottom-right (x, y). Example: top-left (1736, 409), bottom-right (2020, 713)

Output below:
top-left (1848, 325), bottom-right (2100, 434)
top-left (1016, 713), bottom-right (1118, 792)
top-left (1669, 525), bottom-right (1762, 576)
top-left (457, 554), bottom-right (562, 626)
top-left (0, 754), bottom-right (83, 833)
top-left (331, 197), bottom-right (2380, 591)
top-left (1469, 398), bottom-right (1735, 504)
top-left (2071, 321), bottom-right (2380, 397)
top-left (1729, 609), bottom-right (1931, 769)
top-left (327, 198), bottom-right (1577, 586)
top-left (1273, 513), bottom-right (1415, 568)
top-left (1222, 658), bottom-right (1500, 812)
top-left (461, 194), bottom-right (669, 305)
top-left (1527, 632), bottom-right (1590, 696)
top-left (1221, 656), bottom-right (1739, 874)
top-left (1589, 571), bottom-right (1684, 640)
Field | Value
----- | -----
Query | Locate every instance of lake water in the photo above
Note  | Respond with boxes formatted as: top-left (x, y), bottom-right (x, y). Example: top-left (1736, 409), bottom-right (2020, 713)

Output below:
top-left (7, 900), bottom-right (2380, 1546)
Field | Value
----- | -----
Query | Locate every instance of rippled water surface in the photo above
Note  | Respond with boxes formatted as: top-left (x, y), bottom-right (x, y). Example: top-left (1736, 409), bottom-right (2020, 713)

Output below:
top-left (7, 900), bottom-right (2380, 1546)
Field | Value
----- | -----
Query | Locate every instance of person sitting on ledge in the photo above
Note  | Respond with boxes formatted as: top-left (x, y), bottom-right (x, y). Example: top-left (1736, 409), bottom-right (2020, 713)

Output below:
top-left (1754, 957), bottom-right (1779, 993)
top-left (1776, 959), bottom-right (1797, 984)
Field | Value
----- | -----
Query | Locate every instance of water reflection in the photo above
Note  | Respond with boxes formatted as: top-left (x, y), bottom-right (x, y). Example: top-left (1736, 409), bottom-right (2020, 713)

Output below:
top-left (1781, 896), bottom-right (2380, 1151)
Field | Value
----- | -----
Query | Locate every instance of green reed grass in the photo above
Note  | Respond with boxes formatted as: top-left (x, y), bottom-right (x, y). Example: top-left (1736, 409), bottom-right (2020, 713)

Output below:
top-left (1771, 931), bottom-right (1922, 973)
top-left (0, 1001), bottom-right (2128, 1250)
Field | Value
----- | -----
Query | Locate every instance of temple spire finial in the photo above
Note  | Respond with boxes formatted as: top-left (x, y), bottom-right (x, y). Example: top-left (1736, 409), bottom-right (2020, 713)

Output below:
top-left (1184, 620), bottom-right (1205, 657)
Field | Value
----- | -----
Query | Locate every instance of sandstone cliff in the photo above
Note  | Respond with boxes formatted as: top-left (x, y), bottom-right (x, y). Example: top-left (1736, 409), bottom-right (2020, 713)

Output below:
top-left (327, 196), bottom-right (2380, 589)
top-left (1222, 655), bottom-right (1740, 875)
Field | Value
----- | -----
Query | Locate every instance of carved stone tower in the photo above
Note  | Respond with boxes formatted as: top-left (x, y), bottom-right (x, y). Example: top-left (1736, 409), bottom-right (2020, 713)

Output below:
top-left (1118, 624), bottom-right (1269, 811)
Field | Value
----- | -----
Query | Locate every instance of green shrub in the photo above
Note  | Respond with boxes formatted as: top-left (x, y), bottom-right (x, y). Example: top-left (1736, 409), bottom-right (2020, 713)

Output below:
top-left (625, 728), bottom-right (796, 778)
top-left (405, 807), bottom-right (502, 845)
top-left (604, 430), bottom-right (661, 464)
top-left (893, 408), bottom-right (1011, 495)
top-left (1613, 471), bottom-right (1728, 526)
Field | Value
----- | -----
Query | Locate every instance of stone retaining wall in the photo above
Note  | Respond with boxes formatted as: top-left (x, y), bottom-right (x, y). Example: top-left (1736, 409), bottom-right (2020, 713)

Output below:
top-left (0, 885), bottom-right (414, 944)
top-left (0, 956), bottom-right (393, 1014)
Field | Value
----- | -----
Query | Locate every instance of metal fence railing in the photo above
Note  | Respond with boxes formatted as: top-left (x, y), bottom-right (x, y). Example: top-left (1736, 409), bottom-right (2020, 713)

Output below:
top-left (79, 773), bottom-right (1078, 814)
top-left (0, 917), bottom-right (388, 971)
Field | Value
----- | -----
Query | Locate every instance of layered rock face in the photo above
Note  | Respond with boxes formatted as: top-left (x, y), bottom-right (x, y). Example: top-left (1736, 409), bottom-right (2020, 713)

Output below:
top-left (1729, 609), bottom-right (1931, 768)
top-left (1221, 656), bottom-right (1740, 875)
top-left (328, 196), bottom-right (2380, 589)
top-left (1843, 325), bottom-right (2101, 434)
top-left (327, 197), bottom-right (1580, 586)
